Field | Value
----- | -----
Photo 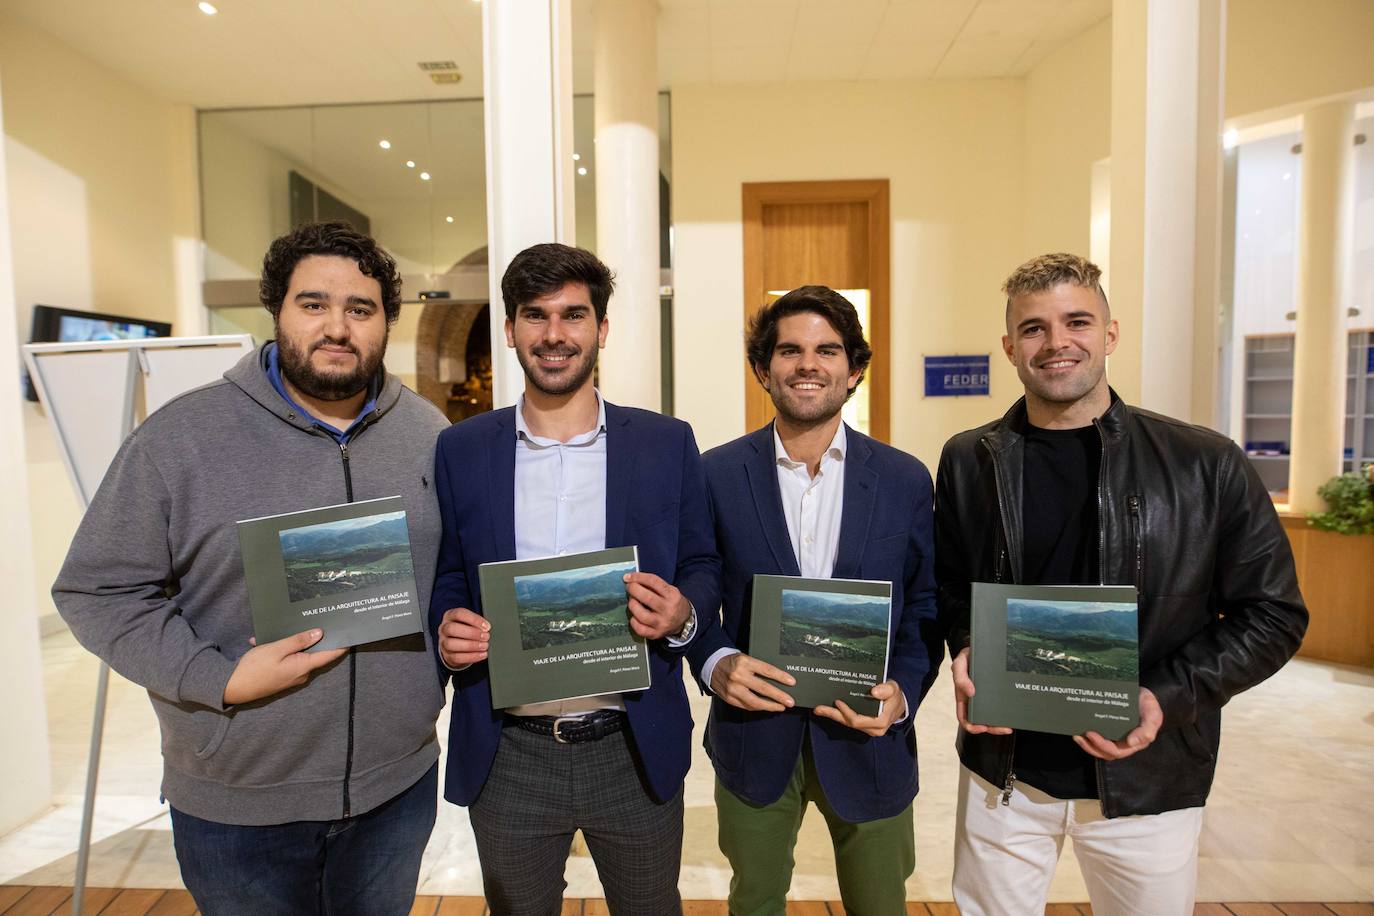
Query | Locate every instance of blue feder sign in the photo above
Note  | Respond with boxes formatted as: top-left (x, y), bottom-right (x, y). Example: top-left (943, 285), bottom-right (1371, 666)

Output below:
top-left (924, 355), bottom-right (990, 397)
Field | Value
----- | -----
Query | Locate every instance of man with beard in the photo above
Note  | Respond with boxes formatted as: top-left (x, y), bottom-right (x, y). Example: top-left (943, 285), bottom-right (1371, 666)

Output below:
top-left (936, 253), bottom-right (1306, 914)
top-left (430, 243), bottom-right (720, 915)
top-left (684, 286), bottom-right (942, 915)
top-left (54, 222), bottom-right (449, 916)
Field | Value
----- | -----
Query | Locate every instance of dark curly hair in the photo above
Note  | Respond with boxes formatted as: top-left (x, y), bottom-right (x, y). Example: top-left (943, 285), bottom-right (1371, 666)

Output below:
top-left (745, 285), bottom-right (872, 401)
top-left (501, 243), bottom-right (615, 323)
top-left (259, 221), bottom-right (403, 324)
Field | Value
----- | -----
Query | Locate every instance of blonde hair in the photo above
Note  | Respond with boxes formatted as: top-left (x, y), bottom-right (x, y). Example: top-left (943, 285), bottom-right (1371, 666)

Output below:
top-left (1002, 252), bottom-right (1109, 324)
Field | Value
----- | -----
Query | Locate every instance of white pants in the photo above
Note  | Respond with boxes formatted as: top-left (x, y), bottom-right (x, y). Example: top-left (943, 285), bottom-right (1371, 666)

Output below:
top-left (952, 766), bottom-right (1204, 916)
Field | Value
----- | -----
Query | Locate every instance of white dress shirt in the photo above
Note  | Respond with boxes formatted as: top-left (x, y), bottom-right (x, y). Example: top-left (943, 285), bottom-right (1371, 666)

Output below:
top-left (703, 422), bottom-right (907, 721)
top-left (700, 423), bottom-right (847, 687)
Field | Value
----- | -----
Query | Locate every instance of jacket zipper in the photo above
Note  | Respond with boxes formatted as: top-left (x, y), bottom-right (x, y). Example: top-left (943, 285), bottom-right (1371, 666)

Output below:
top-left (982, 436), bottom-right (1019, 803)
top-left (1091, 421), bottom-right (1121, 817)
top-left (340, 441), bottom-right (357, 820)
top-left (1128, 495), bottom-right (1144, 592)
top-left (1094, 419), bottom-right (1109, 586)
top-left (1097, 494), bottom-right (1144, 819)
top-left (1000, 734), bottom-right (1018, 805)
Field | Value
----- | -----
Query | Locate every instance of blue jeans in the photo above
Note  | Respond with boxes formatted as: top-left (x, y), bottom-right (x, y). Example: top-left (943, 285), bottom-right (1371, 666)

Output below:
top-left (170, 763), bottom-right (437, 916)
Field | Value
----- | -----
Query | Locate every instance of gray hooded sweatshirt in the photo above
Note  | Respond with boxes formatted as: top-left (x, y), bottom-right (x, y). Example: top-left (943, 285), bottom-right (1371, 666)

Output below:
top-left (53, 344), bottom-right (449, 825)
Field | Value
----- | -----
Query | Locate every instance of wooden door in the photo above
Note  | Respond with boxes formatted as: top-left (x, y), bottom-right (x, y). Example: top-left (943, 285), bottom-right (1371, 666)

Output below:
top-left (742, 179), bottom-right (890, 441)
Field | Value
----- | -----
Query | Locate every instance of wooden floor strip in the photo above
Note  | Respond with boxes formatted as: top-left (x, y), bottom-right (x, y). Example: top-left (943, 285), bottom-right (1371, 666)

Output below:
top-left (6, 886), bottom-right (74, 915)
top-left (142, 889), bottom-right (197, 916)
top-left (2, 888), bottom-right (1371, 915)
top-left (99, 888), bottom-right (169, 916)
top-left (51, 888), bottom-right (119, 916)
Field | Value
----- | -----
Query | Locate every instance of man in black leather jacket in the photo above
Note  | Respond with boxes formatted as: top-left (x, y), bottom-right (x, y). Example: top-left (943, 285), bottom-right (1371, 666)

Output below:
top-left (935, 253), bottom-right (1307, 915)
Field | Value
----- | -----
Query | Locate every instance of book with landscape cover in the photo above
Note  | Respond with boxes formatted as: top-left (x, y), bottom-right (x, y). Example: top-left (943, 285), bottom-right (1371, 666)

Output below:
top-left (969, 582), bottom-right (1140, 739)
top-left (749, 575), bottom-right (893, 717)
top-left (237, 496), bottom-right (423, 652)
top-left (478, 546), bottom-right (650, 709)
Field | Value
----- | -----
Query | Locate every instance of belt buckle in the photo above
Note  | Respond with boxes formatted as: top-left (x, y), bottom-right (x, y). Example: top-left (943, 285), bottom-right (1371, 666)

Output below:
top-left (552, 716), bottom-right (580, 744)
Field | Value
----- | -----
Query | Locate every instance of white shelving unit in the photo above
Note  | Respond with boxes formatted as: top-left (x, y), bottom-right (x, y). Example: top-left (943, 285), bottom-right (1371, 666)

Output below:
top-left (1241, 329), bottom-right (1374, 493)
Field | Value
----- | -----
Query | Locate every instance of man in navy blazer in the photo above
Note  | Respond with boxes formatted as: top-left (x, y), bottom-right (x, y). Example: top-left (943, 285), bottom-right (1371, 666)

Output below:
top-left (686, 286), bottom-right (942, 915)
top-left (429, 244), bottom-right (720, 915)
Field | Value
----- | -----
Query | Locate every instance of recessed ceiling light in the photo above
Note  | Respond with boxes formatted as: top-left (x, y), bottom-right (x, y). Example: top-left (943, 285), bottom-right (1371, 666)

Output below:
top-left (577, 167), bottom-right (587, 176)
top-left (420, 171), bottom-right (431, 181)
top-left (572, 153), bottom-right (580, 161)
top-left (198, 1), bottom-right (218, 14)
top-left (406, 160), bottom-right (416, 168)
top-left (446, 216), bottom-right (454, 223)
top-left (379, 139), bottom-right (391, 150)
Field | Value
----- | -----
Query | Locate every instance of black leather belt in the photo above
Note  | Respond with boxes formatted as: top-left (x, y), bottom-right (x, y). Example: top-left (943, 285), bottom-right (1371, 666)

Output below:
top-left (507, 710), bottom-right (628, 744)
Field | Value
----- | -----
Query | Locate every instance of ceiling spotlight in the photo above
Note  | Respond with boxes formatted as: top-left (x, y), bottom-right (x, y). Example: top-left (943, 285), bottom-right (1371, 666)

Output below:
top-left (379, 139), bottom-right (391, 150)
top-left (577, 167), bottom-right (587, 176)
top-left (198, 1), bottom-right (218, 14)
top-left (406, 160), bottom-right (416, 168)
top-left (446, 216), bottom-right (454, 223)
top-left (420, 171), bottom-right (431, 180)
top-left (572, 153), bottom-right (581, 161)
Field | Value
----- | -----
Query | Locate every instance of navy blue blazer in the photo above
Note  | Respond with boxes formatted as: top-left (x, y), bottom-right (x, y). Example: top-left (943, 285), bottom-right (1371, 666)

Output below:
top-left (430, 401), bottom-right (722, 806)
top-left (685, 423), bottom-right (943, 823)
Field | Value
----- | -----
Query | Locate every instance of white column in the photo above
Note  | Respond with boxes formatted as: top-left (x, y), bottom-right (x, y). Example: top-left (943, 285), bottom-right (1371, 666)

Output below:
top-left (1109, 0), bottom-right (1225, 423)
top-left (171, 104), bottom-right (208, 337)
top-left (1289, 100), bottom-right (1357, 513)
top-left (481, 0), bottom-right (576, 409)
top-left (0, 75), bottom-right (53, 834)
top-left (594, 0), bottom-right (661, 411)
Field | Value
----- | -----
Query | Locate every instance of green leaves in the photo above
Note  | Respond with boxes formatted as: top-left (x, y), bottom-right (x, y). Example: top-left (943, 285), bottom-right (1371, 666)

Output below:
top-left (1308, 464), bottom-right (1374, 535)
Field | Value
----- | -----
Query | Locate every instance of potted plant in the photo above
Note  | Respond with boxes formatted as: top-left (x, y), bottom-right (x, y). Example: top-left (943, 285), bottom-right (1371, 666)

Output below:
top-left (1308, 463), bottom-right (1374, 535)
top-left (1295, 463), bottom-right (1374, 667)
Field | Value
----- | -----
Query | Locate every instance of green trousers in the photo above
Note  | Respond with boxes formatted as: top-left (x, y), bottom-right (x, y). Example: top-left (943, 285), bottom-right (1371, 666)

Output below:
top-left (715, 735), bottom-right (915, 916)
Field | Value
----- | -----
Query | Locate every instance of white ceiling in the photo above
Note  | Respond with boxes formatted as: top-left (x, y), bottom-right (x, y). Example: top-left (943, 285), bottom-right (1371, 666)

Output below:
top-left (1, 0), bottom-right (1110, 109)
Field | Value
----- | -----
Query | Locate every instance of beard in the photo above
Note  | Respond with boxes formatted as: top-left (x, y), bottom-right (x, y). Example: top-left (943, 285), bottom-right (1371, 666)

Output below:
top-left (768, 375), bottom-right (850, 427)
top-left (276, 327), bottom-right (387, 401)
top-left (515, 342), bottom-right (598, 397)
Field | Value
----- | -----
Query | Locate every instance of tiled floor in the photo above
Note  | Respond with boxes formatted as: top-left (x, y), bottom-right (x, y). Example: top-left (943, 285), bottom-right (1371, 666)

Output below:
top-left (2, 629), bottom-right (1372, 903)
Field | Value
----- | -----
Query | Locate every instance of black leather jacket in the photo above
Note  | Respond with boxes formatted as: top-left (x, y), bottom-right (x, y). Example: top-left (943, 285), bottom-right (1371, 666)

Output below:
top-left (935, 393), bottom-right (1307, 817)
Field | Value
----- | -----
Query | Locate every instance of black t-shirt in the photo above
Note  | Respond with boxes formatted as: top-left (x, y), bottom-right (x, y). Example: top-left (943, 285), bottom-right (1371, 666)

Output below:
top-left (1013, 420), bottom-right (1102, 800)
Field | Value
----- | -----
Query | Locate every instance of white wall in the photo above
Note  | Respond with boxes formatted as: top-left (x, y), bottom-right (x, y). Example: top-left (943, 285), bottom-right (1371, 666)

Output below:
top-left (1022, 18), bottom-right (1113, 261)
top-left (1, 12), bottom-right (200, 629)
top-left (671, 80), bottom-right (1025, 470)
top-left (0, 67), bottom-right (53, 836)
top-left (1233, 131), bottom-right (1303, 338)
top-left (1227, 0), bottom-right (1374, 120)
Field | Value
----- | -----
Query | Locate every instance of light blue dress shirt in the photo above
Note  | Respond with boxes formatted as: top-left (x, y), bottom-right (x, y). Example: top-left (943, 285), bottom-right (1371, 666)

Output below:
top-left (509, 392), bottom-right (618, 716)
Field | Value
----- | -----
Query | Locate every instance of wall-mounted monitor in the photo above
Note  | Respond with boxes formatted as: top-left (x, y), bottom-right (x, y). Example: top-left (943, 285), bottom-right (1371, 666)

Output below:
top-left (24, 305), bottom-right (172, 400)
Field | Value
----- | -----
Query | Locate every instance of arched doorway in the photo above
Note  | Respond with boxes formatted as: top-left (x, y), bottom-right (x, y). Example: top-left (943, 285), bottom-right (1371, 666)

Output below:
top-left (415, 300), bottom-right (493, 423)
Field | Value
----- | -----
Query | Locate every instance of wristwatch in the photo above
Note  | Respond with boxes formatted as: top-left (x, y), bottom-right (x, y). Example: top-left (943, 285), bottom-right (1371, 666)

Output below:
top-left (670, 601), bottom-right (697, 642)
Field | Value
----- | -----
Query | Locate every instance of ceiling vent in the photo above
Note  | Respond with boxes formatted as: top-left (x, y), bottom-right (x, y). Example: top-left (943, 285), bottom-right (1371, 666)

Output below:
top-left (417, 60), bottom-right (459, 71)
top-left (429, 72), bottom-right (463, 84)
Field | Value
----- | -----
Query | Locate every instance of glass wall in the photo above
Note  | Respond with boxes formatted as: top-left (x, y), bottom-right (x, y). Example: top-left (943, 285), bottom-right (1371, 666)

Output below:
top-left (199, 91), bottom-right (674, 414)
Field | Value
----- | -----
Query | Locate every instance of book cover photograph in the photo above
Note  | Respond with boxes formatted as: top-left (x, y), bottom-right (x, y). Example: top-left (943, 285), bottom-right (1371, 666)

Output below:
top-left (969, 582), bottom-right (1140, 739)
top-left (478, 546), bottom-right (650, 709)
top-left (237, 496), bottom-right (423, 652)
top-left (750, 575), bottom-right (893, 717)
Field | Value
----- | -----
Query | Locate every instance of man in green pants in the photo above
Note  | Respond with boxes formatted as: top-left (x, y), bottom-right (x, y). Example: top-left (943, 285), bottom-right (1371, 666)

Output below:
top-left (687, 286), bottom-right (943, 914)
